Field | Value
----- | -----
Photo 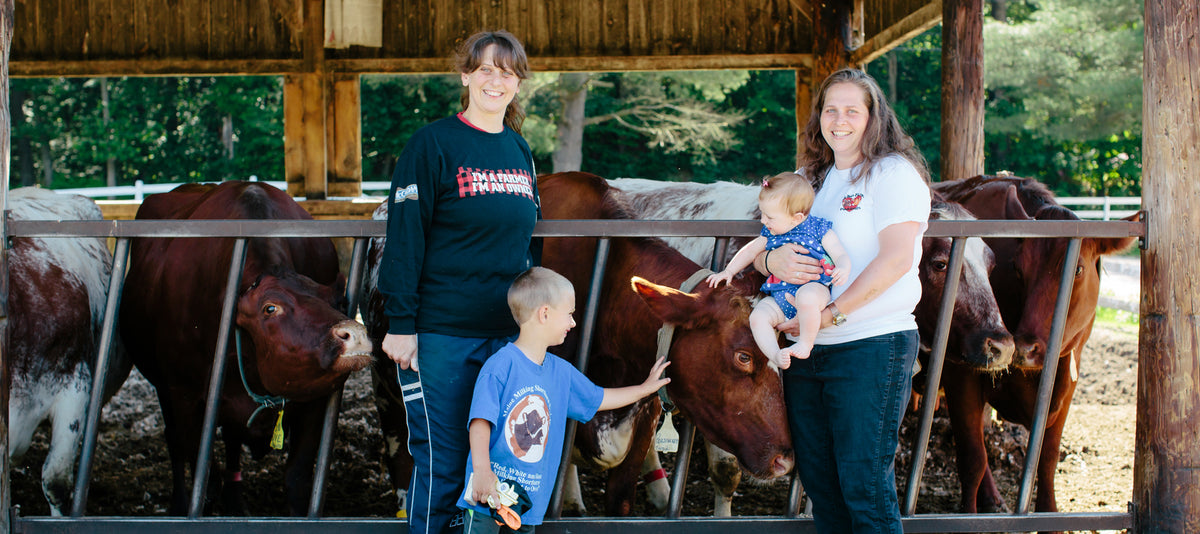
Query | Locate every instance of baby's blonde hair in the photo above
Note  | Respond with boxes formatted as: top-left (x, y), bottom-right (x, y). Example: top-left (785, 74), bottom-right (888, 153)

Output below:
top-left (759, 171), bottom-right (815, 215)
top-left (508, 267), bottom-right (575, 324)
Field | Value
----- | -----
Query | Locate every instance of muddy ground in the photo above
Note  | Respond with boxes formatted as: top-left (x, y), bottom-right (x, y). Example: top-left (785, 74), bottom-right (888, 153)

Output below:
top-left (9, 321), bottom-right (1137, 530)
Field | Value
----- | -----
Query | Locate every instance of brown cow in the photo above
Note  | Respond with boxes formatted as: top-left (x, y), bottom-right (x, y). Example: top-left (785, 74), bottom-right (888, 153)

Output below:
top-left (119, 181), bottom-right (373, 516)
top-left (933, 174), bottom-right (1138, 528)
top-left (363, 172), bottom-right (794, 517)
top-left (608, 178), bottom-right (1015, 516)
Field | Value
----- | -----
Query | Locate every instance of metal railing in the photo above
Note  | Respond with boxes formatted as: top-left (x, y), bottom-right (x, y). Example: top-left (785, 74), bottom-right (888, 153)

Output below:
top-left (3, 216), bottom-right (1144, 534)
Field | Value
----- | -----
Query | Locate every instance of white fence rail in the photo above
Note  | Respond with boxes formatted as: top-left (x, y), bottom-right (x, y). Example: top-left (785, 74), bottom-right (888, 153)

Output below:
top-left (1057, 196), bottom-right (1142, 220)
top-left (46, 181), bottom-right (1142, 220)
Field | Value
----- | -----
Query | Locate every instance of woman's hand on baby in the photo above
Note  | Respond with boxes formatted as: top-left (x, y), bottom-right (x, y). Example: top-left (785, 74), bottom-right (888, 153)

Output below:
top-left (771, 243), bottom-right (823, 285)
top-left (706, 271), bottom-right (733, 288)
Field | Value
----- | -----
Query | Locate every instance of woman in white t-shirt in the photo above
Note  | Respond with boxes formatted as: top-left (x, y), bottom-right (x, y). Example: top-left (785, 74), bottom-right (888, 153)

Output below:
top-left (756, 68), bottom-right (931, 533)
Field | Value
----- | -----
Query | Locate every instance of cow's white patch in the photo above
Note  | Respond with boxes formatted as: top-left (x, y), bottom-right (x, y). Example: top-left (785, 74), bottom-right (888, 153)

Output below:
top-left (590, 414), bottom-right (638, 468)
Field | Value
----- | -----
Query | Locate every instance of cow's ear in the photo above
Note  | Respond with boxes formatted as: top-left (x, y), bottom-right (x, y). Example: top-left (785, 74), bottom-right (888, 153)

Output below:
top-left (630, 276), bottom-right (707, 329)
top-left (1091, 210), bottom-right (1142, 256)
top-left (1002, 185), bottom-right (1031, 221)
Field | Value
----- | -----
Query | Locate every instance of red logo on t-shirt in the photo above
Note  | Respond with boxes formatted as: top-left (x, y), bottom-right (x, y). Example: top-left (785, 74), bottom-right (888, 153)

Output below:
top-left (841, 194), bottom-right (863, 211)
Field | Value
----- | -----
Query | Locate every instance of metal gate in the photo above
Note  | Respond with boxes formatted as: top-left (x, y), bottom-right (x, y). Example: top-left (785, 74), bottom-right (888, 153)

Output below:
top-left (3, 215), bottom-right (1142, 533)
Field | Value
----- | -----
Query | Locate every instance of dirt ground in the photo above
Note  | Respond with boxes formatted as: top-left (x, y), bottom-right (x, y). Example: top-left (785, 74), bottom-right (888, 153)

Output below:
top-left (9, 321), bottom-right (1137, 531)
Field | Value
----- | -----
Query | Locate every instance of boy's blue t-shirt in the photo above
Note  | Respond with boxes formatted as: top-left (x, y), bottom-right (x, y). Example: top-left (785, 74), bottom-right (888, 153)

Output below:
top-left (457, 342), bottom-right (605, 525)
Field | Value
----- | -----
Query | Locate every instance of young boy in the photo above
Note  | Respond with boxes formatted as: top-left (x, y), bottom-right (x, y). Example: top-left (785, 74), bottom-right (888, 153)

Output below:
top-left (457, 266), bottom-right (671, 533)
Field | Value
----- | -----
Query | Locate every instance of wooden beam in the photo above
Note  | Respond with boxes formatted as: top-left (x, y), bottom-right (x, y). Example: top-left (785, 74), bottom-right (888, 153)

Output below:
top-left (938, 0), bottom-right (984, 181)
top-left (334, 54), bottom-right (815, 74)
top-left (10, 54), bottom-right (816, 78)
top-left (326, 73), bottom-right (362, 197)
top-left (850, 0), bottom-right (943, 65)
top-left (1135, 0), bottom-right (1200, 532)
top-left (9, 58), bottom-right (307, 77)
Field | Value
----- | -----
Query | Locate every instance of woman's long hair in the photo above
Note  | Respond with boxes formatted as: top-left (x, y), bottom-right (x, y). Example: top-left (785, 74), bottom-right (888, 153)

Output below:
top-left (455, 30), bottom-right (530, 134)
top-left (798, 68), bottom-right (929, 191)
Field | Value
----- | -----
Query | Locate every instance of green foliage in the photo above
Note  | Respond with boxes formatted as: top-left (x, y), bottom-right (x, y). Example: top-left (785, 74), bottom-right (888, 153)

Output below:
top-left (360, 74), bottom-right (461, 181)
top-left (10, 76), bottom-right (283, 189)
top-left (872, 0), bottom-right (1142, 196)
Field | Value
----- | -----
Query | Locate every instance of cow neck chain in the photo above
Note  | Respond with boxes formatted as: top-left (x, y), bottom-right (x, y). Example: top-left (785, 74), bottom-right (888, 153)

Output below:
top-left (235, 328), bottom-right (287, 427)
top-left (654, 268), bottom-right (714, 415)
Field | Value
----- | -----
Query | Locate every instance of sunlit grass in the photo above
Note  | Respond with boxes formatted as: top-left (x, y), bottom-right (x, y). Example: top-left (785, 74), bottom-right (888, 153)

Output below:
top-left (1096, 306), bottom-right (1139, 336)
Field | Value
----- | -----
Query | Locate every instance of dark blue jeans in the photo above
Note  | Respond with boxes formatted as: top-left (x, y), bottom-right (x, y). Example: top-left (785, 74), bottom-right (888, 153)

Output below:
top-left (782, 330), bottom-right (918, 534)
top-left (398, 333), bottom-right (514, 534)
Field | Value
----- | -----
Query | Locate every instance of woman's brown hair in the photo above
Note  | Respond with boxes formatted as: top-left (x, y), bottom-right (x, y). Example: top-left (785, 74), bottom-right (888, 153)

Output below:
top-left (455, 30), bottom-right (530, 134)
top-left (797, 68), bottom-right (929, 191)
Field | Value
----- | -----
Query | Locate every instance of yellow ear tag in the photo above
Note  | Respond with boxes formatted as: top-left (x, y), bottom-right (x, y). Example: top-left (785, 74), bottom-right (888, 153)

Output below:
top-left (270, 410), bottom-right (285, 450)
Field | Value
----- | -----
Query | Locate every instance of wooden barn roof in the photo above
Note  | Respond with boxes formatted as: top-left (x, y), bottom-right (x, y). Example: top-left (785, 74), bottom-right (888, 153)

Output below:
top-left (10, 0), bottom-right (940, 77)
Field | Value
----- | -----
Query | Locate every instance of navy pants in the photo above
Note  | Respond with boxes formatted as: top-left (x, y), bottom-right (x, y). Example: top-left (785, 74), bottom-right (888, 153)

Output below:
top-left (782, 330), bottom-right (918, 534)
top-left (398, 333), bottom-right (513, 534)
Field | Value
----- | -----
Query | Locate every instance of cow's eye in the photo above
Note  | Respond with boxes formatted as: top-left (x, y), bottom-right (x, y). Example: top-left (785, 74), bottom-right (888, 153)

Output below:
top-left (1075, 264), bottom-right (1084, 276)
top-left (932, 260), bottom-right (948, 272)
top-left (734, 351), bottom-right (753, 369)
top-left (263, 304), bottom-right (278, 316)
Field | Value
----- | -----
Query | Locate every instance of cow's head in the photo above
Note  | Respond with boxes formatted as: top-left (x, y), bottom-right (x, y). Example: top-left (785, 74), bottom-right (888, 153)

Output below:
top-left (236, 271), bottom-right (373, 400)
top-left (917, 201), bottom-right (1014, 371)
top-left (630, 276), bottom-right (794, 481)
top-left (1006, 206), bottom-right (1140, 370)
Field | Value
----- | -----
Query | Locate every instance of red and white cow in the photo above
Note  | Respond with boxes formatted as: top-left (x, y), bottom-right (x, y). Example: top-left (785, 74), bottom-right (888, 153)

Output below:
top-left (608, 177), bottom-right (1014, 515)
top-left (6, 187), bottom-right (131, 516)
top-left (119, 181), bottom-right (373, 516)
top-left (933, 175), bottom-right (1138, 530)
top-left (363, 172), bottom-right (795, 517)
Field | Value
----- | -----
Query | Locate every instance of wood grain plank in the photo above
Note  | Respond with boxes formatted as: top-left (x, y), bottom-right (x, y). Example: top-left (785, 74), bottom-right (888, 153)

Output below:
top-left (696, 0), bottom-right (724, 56)
top-left (625, 0), bottom-right (648, 55)
top-left (725, 0), bottom-right (750, 54)
top-left (326, 73), bottom-right (362, 195)
top-left (577, 0), bottom-right (601, 56)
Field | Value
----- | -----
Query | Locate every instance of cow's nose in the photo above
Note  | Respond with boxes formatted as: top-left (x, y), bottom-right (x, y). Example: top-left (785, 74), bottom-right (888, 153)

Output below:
top-left (985, 335), bottom-right (1016, 369)
top-left (1014, 335), bottom-right (1045, 369)
top-left (332, 320), bottom-right (372, 355)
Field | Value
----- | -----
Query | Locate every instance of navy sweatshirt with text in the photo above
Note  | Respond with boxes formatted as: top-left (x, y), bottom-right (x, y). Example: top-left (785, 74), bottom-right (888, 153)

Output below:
top-left (379, 115), bottom-right (541, 338)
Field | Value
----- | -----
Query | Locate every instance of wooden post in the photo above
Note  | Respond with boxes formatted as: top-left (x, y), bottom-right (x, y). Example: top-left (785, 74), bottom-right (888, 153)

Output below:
top-left (1135, 0), bottom-right (1200, 532)
top-left (939, 0), bottom-right (985, 182)
top-left (804, 0), bottom-right (852, 158)
top-left (284, 0), bottom-right (329, 199)
top-left (795, 69), bottom-right (811, 164)
top-left (326, 73), bottom-right (362, 198)
top-left (0, 0), bottom-right (13, 530)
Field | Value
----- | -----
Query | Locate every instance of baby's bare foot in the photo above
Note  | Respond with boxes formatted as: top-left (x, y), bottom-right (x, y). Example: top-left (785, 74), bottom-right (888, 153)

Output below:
top-left (772, 349), bottom-right (793, 369)
top-left (782, 343), bottom-right (812, 361)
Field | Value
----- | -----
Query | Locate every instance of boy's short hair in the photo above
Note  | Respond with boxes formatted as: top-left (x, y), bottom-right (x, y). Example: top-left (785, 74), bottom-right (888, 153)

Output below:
top-left (759, 171), bottom-right (815, 215)
top-left (508, 267), bottom-right (575, 324)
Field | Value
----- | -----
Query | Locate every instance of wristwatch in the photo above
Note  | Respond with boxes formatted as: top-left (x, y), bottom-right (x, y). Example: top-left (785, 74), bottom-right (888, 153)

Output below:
top-left (827, 302), bottom-right (847, 326)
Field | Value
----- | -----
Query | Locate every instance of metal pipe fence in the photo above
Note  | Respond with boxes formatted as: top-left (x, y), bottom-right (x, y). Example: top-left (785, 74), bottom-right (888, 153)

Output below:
top-left (3, 216), bottom-right (1143, 534)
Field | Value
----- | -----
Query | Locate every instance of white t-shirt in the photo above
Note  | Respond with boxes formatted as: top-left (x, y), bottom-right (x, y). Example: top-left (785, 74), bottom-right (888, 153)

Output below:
top-left (804, 154), bottom-right (931, 345)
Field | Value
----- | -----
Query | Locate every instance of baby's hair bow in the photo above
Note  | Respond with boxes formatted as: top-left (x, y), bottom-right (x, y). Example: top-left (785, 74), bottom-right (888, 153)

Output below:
top-left (761, 178), bottom-right (771, 188)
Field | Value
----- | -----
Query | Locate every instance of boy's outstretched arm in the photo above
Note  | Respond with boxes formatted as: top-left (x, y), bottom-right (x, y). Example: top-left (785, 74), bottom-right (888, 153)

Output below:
top-left (598, 358), bottom-right (671, 411)
top-left (468, 418), bottom-right (499, 506)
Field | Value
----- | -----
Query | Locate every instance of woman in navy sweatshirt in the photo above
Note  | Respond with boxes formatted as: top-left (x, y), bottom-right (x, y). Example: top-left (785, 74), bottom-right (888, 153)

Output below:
top-left (379, 29), bottom-right (541, 534)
